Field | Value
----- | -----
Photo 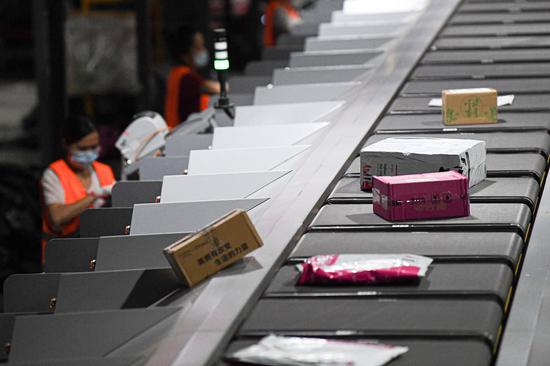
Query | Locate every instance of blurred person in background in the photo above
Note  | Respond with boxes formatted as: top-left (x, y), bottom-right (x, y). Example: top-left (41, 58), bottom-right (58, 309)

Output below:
top-left (41, 116), bottom-right (115, 263)
top-left (165, 25), bottom-right (221, 128)
top-left (263, 0), bottom-right (302, 47)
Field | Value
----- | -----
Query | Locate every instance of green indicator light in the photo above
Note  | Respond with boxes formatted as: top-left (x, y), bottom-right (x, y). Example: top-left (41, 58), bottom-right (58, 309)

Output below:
top-left (215, 59), bottom-right (230, 71)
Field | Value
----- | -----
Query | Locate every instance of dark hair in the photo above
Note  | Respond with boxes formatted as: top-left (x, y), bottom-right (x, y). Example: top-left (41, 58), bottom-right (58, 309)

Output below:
top-left (62, 115), bottom-right (97, 146)
top-left (167, 25), bottom-right (199, 62)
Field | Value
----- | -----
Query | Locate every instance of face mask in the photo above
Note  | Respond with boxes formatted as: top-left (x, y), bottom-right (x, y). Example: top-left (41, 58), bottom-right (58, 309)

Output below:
top-left (194, 50), bottom-right (209, 68)
top-left (70, 148), bottom-right (99, 166)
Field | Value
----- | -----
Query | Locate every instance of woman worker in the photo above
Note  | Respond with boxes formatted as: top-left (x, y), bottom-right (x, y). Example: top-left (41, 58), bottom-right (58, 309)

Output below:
top-left (40, 116), bottom-right (115, 262)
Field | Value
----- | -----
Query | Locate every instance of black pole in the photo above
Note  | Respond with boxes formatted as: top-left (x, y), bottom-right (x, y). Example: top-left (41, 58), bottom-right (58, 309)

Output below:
top-left (33, 0), bottom-right (67, 166)
top-left (136, 0), bottom-right (152, 110)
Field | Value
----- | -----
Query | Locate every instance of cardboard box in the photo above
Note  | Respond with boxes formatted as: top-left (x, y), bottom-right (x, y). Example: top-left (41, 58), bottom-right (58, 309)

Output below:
top-left (360, 137), bottom-right (486, 190)
top-left (373, 171), bottom-right (470, 222)
top-left (442, 88), bottom-right (497, 125)
top-left (163, 209), bottom-right (263, 287)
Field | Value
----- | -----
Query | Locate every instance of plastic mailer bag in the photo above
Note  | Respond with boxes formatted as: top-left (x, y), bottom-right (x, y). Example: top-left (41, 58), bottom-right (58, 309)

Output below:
top-left (296, 254), bottom-right (433, 285)
top-left (230, 335), bottom-right (408, 366)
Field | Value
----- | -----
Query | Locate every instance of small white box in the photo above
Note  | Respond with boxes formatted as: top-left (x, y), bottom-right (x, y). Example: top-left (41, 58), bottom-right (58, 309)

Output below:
top-left (360, 137), bottom-right (486, 190)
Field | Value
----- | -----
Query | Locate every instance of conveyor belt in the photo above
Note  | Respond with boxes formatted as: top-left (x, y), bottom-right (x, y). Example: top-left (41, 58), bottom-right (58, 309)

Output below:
top-left (376, 113), bottom-right (550, 133)
top-left (365, 132), bottom-right (550, 157)
top-left (345, 154), bottom-right (548, 181)
top-left (328, 177), bottom-right (540, 211)
top-left (402, 79), bottom-right (550, 96)
top-left (391, 95), bottom-right (550, 113)
top-left (7, 1), bottom-right (550, 365)
top-left (433, 36), bottom-right (550, 50)
top-left (292, 232), bottom-right (523, 270)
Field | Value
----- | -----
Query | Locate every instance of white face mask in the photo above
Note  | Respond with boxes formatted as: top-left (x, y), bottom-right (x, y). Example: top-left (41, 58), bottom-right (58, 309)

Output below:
top-left (194, 50), bottom-right (209, 68)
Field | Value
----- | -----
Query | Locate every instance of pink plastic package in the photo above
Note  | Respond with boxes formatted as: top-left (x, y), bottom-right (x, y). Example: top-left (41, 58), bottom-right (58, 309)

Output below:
top-left (372, 170), bottom-right (470, 222)
top-left (297, 254), bottom-right (433, 285)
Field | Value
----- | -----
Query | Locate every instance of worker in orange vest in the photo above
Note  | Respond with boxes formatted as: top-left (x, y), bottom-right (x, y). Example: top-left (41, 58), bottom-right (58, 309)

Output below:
top-left (165, 26), bottom-right (221, 128)
top-left (263, 0), bottom-right (302, 47)
top-left (41, 116), bottom-right (115, 263)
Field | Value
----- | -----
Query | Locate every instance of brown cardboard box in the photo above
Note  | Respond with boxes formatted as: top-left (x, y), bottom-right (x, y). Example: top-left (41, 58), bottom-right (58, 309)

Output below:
top-left (442, 88), bottom-right (497, 125)
top-left (163, 209), bottom-right (263, 287)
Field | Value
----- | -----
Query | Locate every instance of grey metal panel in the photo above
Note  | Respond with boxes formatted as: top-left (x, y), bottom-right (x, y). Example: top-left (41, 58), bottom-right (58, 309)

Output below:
top-left (44, 237), bottom-right (99, 273)
top-left (239, 298), bottom-right (503, 345)
top-left (345, 153), bottom-right (548, 181)
top-left (329, 177), bottom-right (540, 210)
top-left (139, 156), bottom-right (189, 181)
top-left (376, 113), bottom-right (550, 133)
top-left (433, 36), bottom-right (550, 50)
top-left (80, 207), bottom-right (133, 238)
top-left (8, 307), bottom-right (181, 362)
top-left (391, 95), bottom-right (550, 112)
top-left (273, 65), bottom-right (372, 85)
top-left (305, 36), bottom-right (394, 52)
top-left (450, 12), bottom-right (550, 25)
top-left (223, 338), bottom-right (492, 366)
top-left (289, 49), bottom-right (383, 68)
top-left (227, 76), bottom-right (272, 94)
top-left (292, 231), bottom-right (523, 269)
top-left (54, 269), bottom-right (179, 313)
top-left (244, 60), bottom-right (288, 76)
top-left (442, 23), bottom-right (550, 37)
top-left (402, 79), bottom-right (550, 96)
top-left (3, 269), bottom-right (179, 314)
top-left (254, 82), bottom-right (360, 105)
top-left (310, 203), bottom-right (532, 238)
top-left (111, 181), bottom-right (162, 207)
top-left (413, 63), bottom-right (550, 79)
top-left (266, 262), bottom-right (513, 305)
top-left (3, 273), bottom-right (60, 314)
top-left (276, 34), bottom-right (307, 47)
top-left (366, 131), bottom-right (550, 156)
top-left (290, 21), bottom-right (320, 37)
top-left (423, 49), bottom-right (550, 64)
top-left (164, 134), bottom-right (213, 157)
top-left (262, 46), bottom-right (303, 60)
top-left (95, 233), bottom-right (188, 271)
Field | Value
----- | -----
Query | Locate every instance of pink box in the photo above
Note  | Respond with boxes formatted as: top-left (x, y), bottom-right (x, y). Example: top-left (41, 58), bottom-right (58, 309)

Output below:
top-left (372, 171), bottom-right (470, 222)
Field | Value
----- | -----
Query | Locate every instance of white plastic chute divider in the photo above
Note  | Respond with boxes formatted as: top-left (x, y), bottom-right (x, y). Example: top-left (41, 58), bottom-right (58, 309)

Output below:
top-left (211, 123), bottom-right (329, 149)
top-left (234, 101), bottom-right (344, 126)
top-left (160, 170), bottom-right (292, 203)
top-left (129, 198), bottom-right (268, 235)
top-left (187, 145), bottom-right (311, 175)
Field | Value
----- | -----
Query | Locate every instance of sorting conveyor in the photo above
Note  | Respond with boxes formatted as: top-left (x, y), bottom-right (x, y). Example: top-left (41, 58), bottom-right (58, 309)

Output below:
top-left (7, 1), bottom-right (550, 365)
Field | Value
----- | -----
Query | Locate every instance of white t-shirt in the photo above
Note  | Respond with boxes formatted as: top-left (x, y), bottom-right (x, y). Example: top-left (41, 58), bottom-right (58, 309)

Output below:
top-left (41, 167), bottom-right (107, 208)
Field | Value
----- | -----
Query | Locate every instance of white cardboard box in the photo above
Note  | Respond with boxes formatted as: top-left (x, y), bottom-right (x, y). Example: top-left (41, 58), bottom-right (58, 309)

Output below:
top-left (360, 137), bottom-right (486, 190)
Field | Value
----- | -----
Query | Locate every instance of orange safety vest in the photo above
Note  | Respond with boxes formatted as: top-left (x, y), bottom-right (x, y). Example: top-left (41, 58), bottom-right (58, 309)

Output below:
top-left (164, 66), bottom-right (210, 129)
top-left (41, 159), bottom-right (115, 262)
top-left (263, 1), bottom-right (301, 47)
